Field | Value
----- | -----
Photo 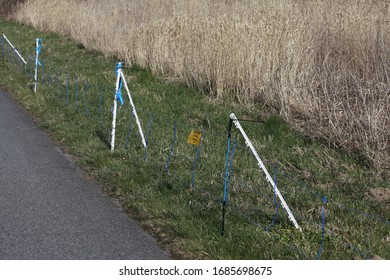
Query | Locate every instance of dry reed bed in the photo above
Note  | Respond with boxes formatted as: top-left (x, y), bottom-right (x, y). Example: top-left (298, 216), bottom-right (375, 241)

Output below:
top-left (15, 0), bottom-right (390, 174)
top-left (0, 0), bottom-right (26, 17)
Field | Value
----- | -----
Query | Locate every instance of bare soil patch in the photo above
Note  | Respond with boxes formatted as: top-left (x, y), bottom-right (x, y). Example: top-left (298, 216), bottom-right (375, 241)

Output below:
top-left (365, 188), bottom-right (390, 203)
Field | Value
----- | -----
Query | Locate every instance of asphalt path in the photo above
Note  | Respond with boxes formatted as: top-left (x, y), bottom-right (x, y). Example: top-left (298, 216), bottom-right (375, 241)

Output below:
top-left (0, 89), bottom-right (170, 260)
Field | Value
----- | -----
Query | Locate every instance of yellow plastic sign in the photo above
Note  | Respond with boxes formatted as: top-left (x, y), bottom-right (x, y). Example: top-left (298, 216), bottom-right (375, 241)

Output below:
top-left (187, 130), bottom-right (203, 146)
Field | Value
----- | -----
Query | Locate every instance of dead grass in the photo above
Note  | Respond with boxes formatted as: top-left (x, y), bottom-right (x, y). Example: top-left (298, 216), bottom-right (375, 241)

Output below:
top-left (13, 0), bottom-right (390, 173)
top-left (366, 188), bottom-right (390, 202)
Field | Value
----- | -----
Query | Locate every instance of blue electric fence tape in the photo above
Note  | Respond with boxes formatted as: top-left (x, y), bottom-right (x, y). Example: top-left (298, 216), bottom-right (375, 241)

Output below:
top-left (115, 62), bottom-right (124, 106)
top-left (36, 38), bottom-right (42, 66)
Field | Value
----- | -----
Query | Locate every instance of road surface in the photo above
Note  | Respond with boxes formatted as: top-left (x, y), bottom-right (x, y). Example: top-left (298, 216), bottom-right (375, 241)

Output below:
top-left (0, 89), bottom-right (170, 260)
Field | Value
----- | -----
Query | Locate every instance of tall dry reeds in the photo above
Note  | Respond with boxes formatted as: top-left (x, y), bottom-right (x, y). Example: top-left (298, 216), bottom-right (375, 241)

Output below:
top-left (0, 0), bottom-right (26, 17)
top-left (15, 0), bottom-right (390, 174)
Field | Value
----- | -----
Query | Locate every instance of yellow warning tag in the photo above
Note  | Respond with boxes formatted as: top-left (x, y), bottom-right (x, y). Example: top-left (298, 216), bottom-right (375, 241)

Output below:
top-left (187, 130), bottom-right (202, 146)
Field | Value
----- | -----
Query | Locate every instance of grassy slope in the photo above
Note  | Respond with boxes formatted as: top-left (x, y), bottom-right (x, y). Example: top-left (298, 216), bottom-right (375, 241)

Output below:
top-left (14, 0), bottom-right (390, 173)
top-left (0, 17), bottom-right (389, 260)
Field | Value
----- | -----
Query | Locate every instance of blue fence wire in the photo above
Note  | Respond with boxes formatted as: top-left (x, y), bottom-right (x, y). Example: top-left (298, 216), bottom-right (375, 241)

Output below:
top-left (124, 108), bottom-right (135, 148)
top-left (57, 69), bottom-right (60, 97)
top-left (75, 75), bottom-right (79, 111)
top-left (191, 132), bottom-right (205, 188)
top-left (66, 73), bottom-right (69, 105)
top-left (144, 114), bottom-right (153, 161)
top-left (48, 64), bottom-right (52, 87)
top-left (225, 141), bottom-right (236, 203)
top-left (99, 86), bottom-right (104, 127)
top-left (41, 59), bottom-right (44, 86)
top-left (82, 82), bottom-right (89, 115)
top-left (165, 121), bottom-right (177, 175)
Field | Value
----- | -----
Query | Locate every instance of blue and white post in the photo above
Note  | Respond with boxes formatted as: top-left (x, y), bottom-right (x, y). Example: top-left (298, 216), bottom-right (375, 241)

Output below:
top-left (111, 62), bottom-right (146, 152)
top-left (221, 117), bottom-right (234, 236)
top-left (34, 38), bottom-right (42, 93)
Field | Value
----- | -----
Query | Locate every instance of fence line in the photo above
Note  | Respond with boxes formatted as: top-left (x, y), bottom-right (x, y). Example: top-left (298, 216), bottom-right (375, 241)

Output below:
top-left (1, 35), bottom-right (389, 260)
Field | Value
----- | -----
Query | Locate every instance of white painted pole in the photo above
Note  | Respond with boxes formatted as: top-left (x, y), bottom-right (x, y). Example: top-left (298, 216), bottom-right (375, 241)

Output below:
top-left (230, 113), bottom-right (302, 231)
top-left (110, 67), bottom-right (121, 152)
top-left (34, 38), bottom-right (39, 93)
top-left (120, 70), bottom-right (147, 148)
top-left (2, 34), bottom-right (27, 65)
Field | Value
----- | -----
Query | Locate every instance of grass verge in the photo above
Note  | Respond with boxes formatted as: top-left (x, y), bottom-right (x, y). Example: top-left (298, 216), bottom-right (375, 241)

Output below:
top-left (1, 17), bottom-right (389, 259)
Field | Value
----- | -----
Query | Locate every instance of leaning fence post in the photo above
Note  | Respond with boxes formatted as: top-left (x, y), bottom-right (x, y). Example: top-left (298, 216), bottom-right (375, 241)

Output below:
top-left (229, 113), bottom-right (301, 231)
top-left (2, 33), bottom-right (27, 65)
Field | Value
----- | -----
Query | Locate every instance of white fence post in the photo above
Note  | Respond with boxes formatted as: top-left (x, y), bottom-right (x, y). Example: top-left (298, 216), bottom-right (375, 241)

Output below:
top-left (230, 113), bottom-right (302, 231)
top-left (110, 66), bottom-right (120, 151)
top-left (111, 62), bottom-right (146, 152)
top-left (34, 38), bottom-right (42, 93)
top-left (2, 33), bottom-right (27, 65)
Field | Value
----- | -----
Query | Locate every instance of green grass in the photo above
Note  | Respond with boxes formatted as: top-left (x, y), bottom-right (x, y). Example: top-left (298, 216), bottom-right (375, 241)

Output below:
top-left (1, 17), bottom-right (389, 260)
